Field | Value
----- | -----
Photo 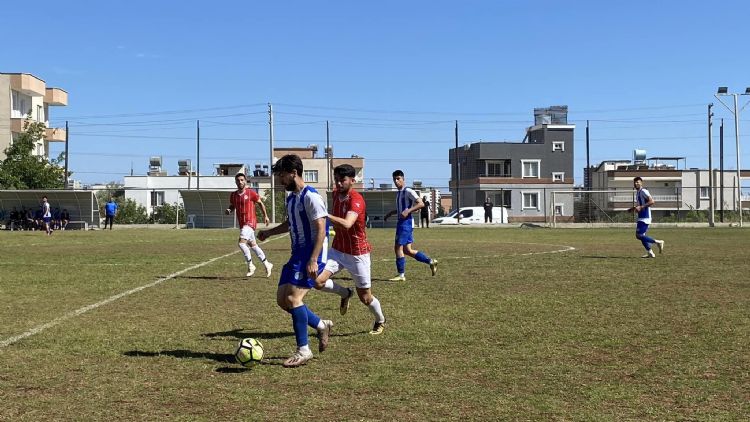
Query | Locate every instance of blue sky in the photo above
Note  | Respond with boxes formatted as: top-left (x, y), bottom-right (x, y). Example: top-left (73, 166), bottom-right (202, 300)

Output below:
top-left (3, 0), bottom-right (750, 188)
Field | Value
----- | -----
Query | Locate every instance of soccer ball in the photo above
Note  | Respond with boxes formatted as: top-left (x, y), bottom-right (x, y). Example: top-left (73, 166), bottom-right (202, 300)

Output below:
top-left (234, 338), bottom-right (264, 367)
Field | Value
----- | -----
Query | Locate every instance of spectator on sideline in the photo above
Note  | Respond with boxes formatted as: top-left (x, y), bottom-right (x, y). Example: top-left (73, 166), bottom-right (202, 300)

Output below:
top-left (420, 195), bottom-right (430, 228)
top-left (60, 208), bottom-right (70, 230)
top-left (483, 197), bottom-right (494, 223)
top-left (104, 197), bottom-right (118, 230)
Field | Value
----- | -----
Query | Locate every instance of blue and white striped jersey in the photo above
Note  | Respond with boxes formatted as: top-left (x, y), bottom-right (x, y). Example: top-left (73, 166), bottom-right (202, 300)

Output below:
top-left (285, 186), bottom-right (328, 253)
top-left (396, 187), bottom-right (419, 221)
top-left (636, 188), bottom-right (652, 224)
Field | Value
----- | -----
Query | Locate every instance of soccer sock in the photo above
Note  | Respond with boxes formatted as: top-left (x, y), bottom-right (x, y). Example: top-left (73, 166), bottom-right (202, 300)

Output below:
top-left (238, 243), bottom-right (253, 263)
top-left (251, 245), bottom-right (266, 262)
top-left (368, 297), bottom-right (385, 323)
top-left (396, 257), bottom-right (406, 274)
top-left (322, 279), bottom-right (349, 298)
top-left (305, 306), bottom-right (322, 329)
top-left (289, 305), bottom-right (309, 348)
top-left (414, 251), bottom-right (431, 264)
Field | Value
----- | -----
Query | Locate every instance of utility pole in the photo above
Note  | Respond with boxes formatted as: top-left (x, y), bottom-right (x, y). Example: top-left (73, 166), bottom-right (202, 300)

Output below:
top-left (720, 119), bottom-right (725, 222)
top-left (326, 120), bottom-right (332, 192)
top-left (586, 120), bottom-right (591, 221)
top-left (196, 120), bottom-right (200, 190)
top-left (733, 94), bottom-right (742, 227)
top-left (269, 103), bottom-right (275, 223)
top-left (64, 121), bottom-right (69, 188)
top-left (708, 104), bottom-right (715, 227)
top-left (454, 120), bottom-right (459, 213)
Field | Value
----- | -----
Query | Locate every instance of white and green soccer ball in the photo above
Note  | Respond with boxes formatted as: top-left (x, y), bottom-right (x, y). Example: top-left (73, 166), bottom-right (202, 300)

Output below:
top-left (234, 338), bottom-right (264, 367)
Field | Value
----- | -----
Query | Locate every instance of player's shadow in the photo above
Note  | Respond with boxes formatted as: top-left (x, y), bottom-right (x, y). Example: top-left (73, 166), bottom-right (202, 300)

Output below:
top-left (202, 328), bottom-right (293, 341)
top-left (123, 349), bottom-right (235, 364)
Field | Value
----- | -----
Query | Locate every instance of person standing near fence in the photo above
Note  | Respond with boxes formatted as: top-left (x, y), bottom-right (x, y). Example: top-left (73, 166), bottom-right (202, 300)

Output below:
top-left (104, 197), bottom-right (118, 230)
top-left (629, 177), bottom-right (665, 258)
top-left (483, 197), bottom-right (494, 223)
top-left (41, 196), bottom-right (52, 235)
top-left (420, 196), bottom-right (430, 228)
top-left (225, 172), bottom-right (273, 278)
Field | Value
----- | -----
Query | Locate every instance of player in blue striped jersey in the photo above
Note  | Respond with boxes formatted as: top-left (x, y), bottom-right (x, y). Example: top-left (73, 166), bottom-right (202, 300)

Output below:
top-left (629, 177), bottom-right (664, 258)
top-left (383, 170), bottom-right (437, 281)
top-left (257, 154), bottom-right (333, 368)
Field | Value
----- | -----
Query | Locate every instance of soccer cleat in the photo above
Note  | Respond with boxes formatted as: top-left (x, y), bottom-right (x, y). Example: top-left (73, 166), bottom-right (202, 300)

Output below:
top-left (263, 260), bottom-right (273, 278)
top-left (340, 288), bottom-right (354, 315)
top-left (429, 259), bottom-right (438, 276)
top-left (641, 250), bottom-right (656, 259)
top-left (388, 274), bottom-right (406, 282)
top-left (655, 240), bottom-right (665, 254)
top-left (369, 320), bottom-right (386, 335)
top-left (246, 262), bottom-right (256, 277)
top-left (282, 349), bottom-right (314, 368)
top-left (317, 320), bottom-right (333, 353)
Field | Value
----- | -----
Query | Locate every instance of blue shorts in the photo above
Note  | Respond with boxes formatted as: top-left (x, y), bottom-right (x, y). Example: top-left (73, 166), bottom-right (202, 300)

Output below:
top-left (636, 221), bottom-right (649, 236)
top-left (278, 250), bottom-right (325, 289)
top-left (395, 220), bottom-right (414, 246)
top-left (43, 217), bottom-right (51, 224)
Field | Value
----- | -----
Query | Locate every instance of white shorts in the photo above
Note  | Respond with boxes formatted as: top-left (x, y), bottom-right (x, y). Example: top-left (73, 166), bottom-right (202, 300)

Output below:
top-left (240, 226), bottom-right (257, 242)
top-left (324, 249), bottom-right (371, 289)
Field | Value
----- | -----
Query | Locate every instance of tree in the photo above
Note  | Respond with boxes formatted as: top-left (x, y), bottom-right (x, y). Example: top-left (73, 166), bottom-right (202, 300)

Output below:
top-left (258, 188), bottom-right (287, 222)
top-left (0, 118), bottom-right (66, 189)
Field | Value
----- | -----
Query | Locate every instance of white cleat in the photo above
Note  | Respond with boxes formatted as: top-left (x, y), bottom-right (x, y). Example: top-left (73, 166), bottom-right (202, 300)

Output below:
top-left (263, 261), bottom-right (273, 278)
top-left (655, 240), bottom-right (664, 254)
top-left (641, 250), bottom-right (656, 259)
top-left (246, 262), bottom-right (256, 277)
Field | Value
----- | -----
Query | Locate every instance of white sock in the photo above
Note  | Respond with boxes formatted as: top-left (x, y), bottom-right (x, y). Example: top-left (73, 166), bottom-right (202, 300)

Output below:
top-left (316, 320), bottom-right (326, 331)
top-left (322, 279), bottom-right (349, 298)
top-left (299, 345), bottom-right (311, 354)
top-left (238, 243), bottom-right (252, 263)
top-left (368, 297), bottom-right (385, 323)
top-left (251, 245), bottom-right (266, 262)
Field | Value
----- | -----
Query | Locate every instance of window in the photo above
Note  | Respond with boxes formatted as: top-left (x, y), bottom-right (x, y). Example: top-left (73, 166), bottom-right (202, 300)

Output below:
top-left (151, 191), bottom-right (165, 207)
top-left (303, 170), bottom-right (318, 183)
top-left (554, 204), bottom-right (564, 216)
top-left (459, 209), bottom-right (473, 218)
top-left (522, 192), bottom-right (539, 210)
top-left (485, 160), bottom-right (511, 177)
top-left (11, 90), bottom-right (29, 118)
top-left (552, 172), bottom-right (565, 182)
top-left (521, 160), bottom-right (540, 178)
top-left (699, 187), bottom-right (710, 199)
top-left (494, 190), bottom-right (512, 207)
top-left (552, 141), bottom-right (565, 152)
top-left (37, 105), bottom-right (43, 122)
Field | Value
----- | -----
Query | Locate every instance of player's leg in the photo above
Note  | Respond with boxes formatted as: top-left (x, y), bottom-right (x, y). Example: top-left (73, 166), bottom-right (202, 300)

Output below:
top-left (350, 253), bottom-right (385, 334)
top-left (635, 222), bottom-right (656, 258)
top-left (316, 251), bottom-right (353, 314)
top-left (404, 243), bottom-right (438, 276)
top-left (390, 242), bottom-right (406, 281)
top-left (247, 230), bottom-right (273, 277)
top-left (238, 228), bottom-right (256, 277)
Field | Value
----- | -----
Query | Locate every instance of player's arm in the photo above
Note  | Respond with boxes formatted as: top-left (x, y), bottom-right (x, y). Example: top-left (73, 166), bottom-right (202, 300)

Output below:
top-left (256, 198), bottom-right (270, 226)
top-left (383, 209), bottom-right (397, 221)
top-left (634, 195), bottom-right (655, 212)
top-left (257, 219), bottom-right (289, 241)
top-left (402, 195), bottom-right (423, 219)
top-left (328, 211), bottom-right (358, 230)
top-left (307, 217), bottom-right (327, 279)
top-left (224, 197), bottom-right (235, 215)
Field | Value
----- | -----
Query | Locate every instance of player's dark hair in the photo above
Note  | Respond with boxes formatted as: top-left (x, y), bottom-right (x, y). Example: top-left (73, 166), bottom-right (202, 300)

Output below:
top-left (633, 176), bottom-right (643, 182)
top-left (272, 154), bottom-right (303, 176)
top-left (334, 164), bottom-right (356, 179)
top-left (235, 172), bottom-right (246, 181)
top-left (392, 169), bottom-right (404, 178)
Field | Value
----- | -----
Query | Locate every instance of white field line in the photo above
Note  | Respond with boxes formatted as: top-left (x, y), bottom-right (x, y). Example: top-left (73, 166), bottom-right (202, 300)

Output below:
top-left (377, 243), bottom-right (576, 261)
top-left (0, 235), bottom-right (285, 349)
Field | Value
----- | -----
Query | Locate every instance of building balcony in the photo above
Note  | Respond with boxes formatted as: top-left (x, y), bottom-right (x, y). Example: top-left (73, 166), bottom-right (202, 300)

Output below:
top-left (9, 73), bottom-right (46, 96)
top-left (45, 127), bottom-right (66, 142)
top-left (45, 88), bottom-right (68, 106)
top-left (10, 118), bottom-right (32, 133)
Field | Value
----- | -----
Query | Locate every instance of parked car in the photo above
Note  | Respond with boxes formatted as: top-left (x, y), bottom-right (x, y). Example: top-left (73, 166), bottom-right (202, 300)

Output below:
top-left (432, 206), bottom-right (508, 225)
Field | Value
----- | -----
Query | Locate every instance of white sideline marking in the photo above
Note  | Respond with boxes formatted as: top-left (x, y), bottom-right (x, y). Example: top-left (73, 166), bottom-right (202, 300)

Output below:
top-left (377, 243), bottom-right (576, 261)
top-left (0, 250), bottom-right (237, 349)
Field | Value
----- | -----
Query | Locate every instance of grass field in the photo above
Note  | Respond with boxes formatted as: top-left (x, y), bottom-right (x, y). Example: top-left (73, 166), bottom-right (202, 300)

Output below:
top-left (1, 226), bottom-right (748, 421)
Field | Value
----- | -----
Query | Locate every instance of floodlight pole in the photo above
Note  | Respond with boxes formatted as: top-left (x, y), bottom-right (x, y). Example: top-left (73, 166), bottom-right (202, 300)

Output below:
top-left (715, 90), bottom-right (745, 227)
top-left (269, 103), bottom-right (275, 224)
top-left (708, 104), bottom-right (715, 227)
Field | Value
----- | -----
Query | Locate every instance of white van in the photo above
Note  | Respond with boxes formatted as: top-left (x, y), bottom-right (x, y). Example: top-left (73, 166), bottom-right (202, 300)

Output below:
top-left (432, 206), bottom-right (508, 225)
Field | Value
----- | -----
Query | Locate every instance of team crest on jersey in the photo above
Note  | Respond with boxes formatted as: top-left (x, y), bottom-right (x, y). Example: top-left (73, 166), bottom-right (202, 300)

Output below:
top-left (294, 271), bottom-right (302, 280)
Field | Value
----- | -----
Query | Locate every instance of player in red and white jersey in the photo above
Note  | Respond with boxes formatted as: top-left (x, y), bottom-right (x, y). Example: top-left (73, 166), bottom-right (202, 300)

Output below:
top-left (225, 173), bottom-right (273, 278)
top-left (315, 164), bottom-right (386, 335)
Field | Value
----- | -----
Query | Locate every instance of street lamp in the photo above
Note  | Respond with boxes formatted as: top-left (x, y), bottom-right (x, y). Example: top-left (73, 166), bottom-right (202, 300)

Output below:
top-left (715, 86), bottom-right (750, 227)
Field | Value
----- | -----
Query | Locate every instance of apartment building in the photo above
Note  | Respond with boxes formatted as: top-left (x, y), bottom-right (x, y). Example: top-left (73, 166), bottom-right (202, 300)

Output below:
top-left (0, 73), bottom-right (68, 159)
top-left (448, 106), bottom-right (575, 222)
top-left (273, 145), bottom-right (365, 195)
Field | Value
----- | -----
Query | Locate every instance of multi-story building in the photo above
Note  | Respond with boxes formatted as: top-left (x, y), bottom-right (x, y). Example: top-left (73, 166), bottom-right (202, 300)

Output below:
top-left (273, 145), bottom-right (364, 194)
top-left (448, 106), bottom-right (575, 222)
top-left (589, 157), bottom-right (749, 218)
top-left (0, 73), bottom-right (68, 159)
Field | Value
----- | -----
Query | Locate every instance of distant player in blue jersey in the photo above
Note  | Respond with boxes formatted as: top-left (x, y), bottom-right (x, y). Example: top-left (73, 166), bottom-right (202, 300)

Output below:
top-left (383, 170), bottom-right (437, 281)
top-left (257, 154), bottom-right (333, 368)
top-left (629, 177), bottom-right (664, 258)
top-left (104, 197), bottom-right (118, 230)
